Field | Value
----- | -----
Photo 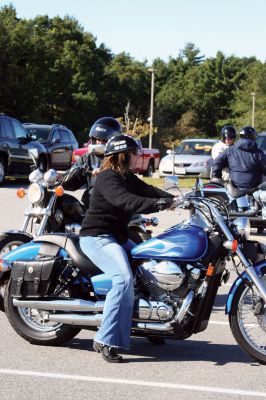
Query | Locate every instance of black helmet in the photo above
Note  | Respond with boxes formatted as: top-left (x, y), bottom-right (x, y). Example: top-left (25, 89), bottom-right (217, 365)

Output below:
top-left (220, 125), bottom-right (237, 142)
top-left (89, 117), bottom-right (122, 142)
top-left (105, 134), bottom-right (139, 156)
top-left (239, 126), bottom-right (256, 140)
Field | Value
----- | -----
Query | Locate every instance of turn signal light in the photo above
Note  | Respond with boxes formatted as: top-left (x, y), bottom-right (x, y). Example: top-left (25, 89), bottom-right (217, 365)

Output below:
top-left (54, 186), bottom-right (64, 197)
top-left (206, 263), bottom-right (215, 277)
top-left (16, 188), bottom-right (26, 199)
top-left (223, 239), bottom-right (238, 252)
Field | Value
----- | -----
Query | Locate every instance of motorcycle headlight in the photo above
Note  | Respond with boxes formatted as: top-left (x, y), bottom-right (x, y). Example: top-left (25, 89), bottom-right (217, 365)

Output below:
top-left (29, 169), bottom-right (44, 183)
top-left (28, 183), bottom-right (45, 204)
top-left (44, 169), bottom-right (57, 186)
top-left (232, 217), bottom-right (250, 240)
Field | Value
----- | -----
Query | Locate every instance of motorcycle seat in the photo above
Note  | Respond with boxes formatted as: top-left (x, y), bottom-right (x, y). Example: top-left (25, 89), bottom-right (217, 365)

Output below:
top-left (33, 233), bottom-right (102, 275)
top-left (227, 182), bottom-right (257, 198)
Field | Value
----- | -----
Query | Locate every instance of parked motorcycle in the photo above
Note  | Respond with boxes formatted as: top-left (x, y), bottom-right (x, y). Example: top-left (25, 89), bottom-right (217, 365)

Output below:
top-left (0, 176), bottom-right (265, 363)
top-left (0, 154), bottom-right (158, 256)
top-left (199, 178), bottom-right (266, 233)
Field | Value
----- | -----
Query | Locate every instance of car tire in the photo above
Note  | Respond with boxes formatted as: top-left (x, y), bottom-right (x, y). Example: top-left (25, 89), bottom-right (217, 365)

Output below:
top-left (0, 157), bottom-right (6, 185)
top-left (143, 161), bottom-right (154, 177)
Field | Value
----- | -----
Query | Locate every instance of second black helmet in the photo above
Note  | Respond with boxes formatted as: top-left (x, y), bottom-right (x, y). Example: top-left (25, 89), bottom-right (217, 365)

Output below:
top-left (239, 126), bottom-right (256, 140)
top-left (220, 125), bottom-right (237, 142)
top-left (89, 117), bottom-right (122, 142)
top-left (105, 134), bottom-right (139, 156)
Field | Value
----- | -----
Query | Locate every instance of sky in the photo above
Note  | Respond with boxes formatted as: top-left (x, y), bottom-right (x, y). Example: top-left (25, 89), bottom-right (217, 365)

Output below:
top-left (1, 0), bottom-right (266, 63)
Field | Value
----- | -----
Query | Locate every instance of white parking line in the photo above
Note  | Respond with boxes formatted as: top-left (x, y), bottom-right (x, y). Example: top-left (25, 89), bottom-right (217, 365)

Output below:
top-left (0, 369), bottom-right (265, 398)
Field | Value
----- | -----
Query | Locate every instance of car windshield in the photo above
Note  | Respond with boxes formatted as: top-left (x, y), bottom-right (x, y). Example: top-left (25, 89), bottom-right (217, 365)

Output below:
top-left (24, 127), bottom-right (50, 142)
top-left (175, 141), bottom-right (213, 156)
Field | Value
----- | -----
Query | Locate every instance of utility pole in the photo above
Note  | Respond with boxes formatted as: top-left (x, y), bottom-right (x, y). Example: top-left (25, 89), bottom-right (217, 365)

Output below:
top-left (251, 92), bottom-right (256, 128)
top-left (148, 68), bottom-right (155, 149)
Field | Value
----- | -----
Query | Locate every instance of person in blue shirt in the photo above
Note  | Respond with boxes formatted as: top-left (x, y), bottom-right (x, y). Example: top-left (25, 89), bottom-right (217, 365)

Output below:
top-left (212, 126), bottom-right (266, 189)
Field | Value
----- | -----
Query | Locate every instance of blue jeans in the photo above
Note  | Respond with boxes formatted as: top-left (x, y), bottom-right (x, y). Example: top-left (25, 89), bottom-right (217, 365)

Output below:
top-left (79, 234), bottom-right (135, 349)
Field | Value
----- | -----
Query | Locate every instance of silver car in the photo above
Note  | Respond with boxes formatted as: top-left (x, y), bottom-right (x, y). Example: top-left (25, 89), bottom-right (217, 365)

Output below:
top-left (159, 138), bottom-right (218, 178)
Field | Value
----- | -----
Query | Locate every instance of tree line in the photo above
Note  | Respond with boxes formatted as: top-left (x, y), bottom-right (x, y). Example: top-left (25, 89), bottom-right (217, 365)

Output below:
top-left (1, 5), bottom-right (265, 149)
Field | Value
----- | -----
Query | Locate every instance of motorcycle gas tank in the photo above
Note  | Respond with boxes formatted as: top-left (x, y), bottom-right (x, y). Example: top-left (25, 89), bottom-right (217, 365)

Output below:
top-left (56, 194), bottom-right (86, 224)
top-left (131, 224), bottom-right (208, 261)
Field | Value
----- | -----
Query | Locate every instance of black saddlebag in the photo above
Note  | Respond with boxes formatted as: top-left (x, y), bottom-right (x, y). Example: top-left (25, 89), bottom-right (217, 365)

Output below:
top-left (10, 256), bottom-right (65, 298)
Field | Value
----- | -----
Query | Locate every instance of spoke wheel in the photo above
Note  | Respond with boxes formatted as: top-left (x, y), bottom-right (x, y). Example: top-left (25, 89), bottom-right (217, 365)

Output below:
top-left (4, 281), bottom-right (81, 345)
top-left (229, 275), bottom-right (266, 364)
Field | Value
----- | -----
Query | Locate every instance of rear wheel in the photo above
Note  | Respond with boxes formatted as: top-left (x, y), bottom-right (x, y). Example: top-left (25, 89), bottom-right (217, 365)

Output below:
top-left (4, 281), bottom-right (80, 346)
top-left (0, 233), bottom-right (32, 312)
top-left (229, 274), bottom-right (266, 364)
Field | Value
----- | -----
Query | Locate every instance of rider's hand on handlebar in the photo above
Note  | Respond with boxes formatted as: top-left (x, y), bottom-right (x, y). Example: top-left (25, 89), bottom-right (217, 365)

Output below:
top-left (157, 198), bottom-right (177, 211)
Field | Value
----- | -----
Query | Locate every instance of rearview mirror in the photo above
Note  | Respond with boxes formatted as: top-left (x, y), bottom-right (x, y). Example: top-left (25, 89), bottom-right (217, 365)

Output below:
top-left (166, 149), bottom-right (172, 155)
top-left (163, 176), bottom-right (179, 190)
top-left (18, 136), bottom-right (28, 145)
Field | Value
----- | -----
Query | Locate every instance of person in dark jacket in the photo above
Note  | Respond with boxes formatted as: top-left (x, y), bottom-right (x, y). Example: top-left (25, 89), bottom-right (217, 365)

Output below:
top-left (78, 117), bottom-right (122, 208)
top-left (212, 126), bottom-right (266, 189)
top-left (79, 134), bottom-right (176, 363)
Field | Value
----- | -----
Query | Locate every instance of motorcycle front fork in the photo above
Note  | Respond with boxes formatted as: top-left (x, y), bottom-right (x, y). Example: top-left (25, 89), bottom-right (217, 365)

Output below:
top-left (21, 194), bottom-right (57, 236)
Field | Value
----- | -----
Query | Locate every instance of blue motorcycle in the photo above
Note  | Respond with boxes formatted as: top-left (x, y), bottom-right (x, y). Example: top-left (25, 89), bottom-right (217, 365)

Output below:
top-left (0, 178), bottom-right (266, 364)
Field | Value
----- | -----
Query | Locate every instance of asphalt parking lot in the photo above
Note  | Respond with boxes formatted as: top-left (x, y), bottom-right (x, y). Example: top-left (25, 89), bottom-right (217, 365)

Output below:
top-left (0, 179), bottom-right (265, 400)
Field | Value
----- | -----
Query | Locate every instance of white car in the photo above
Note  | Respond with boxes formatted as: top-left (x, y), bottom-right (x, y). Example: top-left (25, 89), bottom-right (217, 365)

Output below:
top-left (159, 138), bottom-right (218, 178)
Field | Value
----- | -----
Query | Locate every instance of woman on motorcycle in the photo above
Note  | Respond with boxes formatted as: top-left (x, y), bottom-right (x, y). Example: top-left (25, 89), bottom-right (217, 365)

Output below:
top-left (79, 134), bottom-right (176, 363)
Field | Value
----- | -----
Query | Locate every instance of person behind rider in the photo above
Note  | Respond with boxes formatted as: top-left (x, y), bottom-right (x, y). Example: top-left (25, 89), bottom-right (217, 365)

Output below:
top-left (79, 134), bottom-right (176, 363)
top-left (77, 117), bottom-right (122, 208)
top-left (211, 125), bottom-right (236, 181)
top-left (212, 126), bottom-right (266, 209)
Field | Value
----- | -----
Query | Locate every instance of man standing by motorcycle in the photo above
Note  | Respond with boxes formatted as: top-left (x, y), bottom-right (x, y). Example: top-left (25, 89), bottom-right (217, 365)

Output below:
top-left (78, 117), bottom-right (122, 208)
top-left (79, 135), bottom-right (176, 363)
top-left (212, 126), bottom-right (266, 208)
top-left (211, 125), bottom-right (236, 181)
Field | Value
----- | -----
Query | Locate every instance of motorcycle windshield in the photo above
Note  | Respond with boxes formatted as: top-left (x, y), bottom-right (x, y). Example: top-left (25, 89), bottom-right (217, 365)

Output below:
top-left (131, 224), bottom-right (208, 261)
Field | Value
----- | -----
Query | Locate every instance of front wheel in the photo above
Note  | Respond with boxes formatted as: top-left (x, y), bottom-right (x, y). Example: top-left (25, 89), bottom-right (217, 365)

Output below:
top-left (4, 281), bottom-right (81, 346)
top-left (229, 273), bottom-right (266, 364)
top-left (0, 233), bottom-right (32, 257)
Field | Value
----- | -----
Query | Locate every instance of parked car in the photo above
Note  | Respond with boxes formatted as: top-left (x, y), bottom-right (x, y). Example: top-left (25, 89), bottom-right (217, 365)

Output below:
top-left (72, 138), bottom-right (160, 177)
top-left (159, 138), bottom-right (218, 178)
top-left (0, 113), bottom-right (48, 184)
top-left (23, 123), bottom-right (78, 171)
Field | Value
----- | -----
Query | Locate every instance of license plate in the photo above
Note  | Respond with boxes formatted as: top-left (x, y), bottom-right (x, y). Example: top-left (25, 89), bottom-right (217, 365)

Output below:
top-left (175, 167), bottom-right (186, 174)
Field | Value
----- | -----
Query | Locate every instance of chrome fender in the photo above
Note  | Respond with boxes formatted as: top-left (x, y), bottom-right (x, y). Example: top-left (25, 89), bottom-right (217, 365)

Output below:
top-left (226, 260), bottom-right (266, 314)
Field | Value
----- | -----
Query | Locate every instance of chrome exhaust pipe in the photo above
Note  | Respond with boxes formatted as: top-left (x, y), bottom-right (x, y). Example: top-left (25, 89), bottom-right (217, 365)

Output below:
top-left (13, 298), bottom-right (104, 312)
top-left (49, 313), bottom-right (102, 326)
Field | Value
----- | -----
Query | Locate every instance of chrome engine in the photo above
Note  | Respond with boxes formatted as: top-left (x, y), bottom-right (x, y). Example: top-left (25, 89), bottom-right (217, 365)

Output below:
top-left (133, 260), bottom-right (203, 323)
